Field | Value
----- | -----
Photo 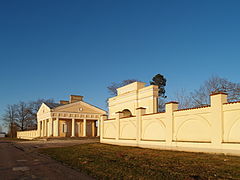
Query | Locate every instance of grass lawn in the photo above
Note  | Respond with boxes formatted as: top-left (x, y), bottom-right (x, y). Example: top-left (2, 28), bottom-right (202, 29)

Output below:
top-left (0, 137), bottom-right (29, 141)
top-left (39, 143), bottom-right (240, 179)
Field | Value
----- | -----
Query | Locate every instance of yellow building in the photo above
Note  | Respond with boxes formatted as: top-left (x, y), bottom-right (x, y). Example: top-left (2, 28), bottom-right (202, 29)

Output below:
top-left (101, 82), bottom-right (240, 155)
top-left (17, 95), bottom-right (106, 139)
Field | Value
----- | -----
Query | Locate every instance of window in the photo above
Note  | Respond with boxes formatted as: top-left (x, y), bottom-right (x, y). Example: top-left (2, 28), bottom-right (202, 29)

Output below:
top-left (62, 123), bottom-right (67, 133)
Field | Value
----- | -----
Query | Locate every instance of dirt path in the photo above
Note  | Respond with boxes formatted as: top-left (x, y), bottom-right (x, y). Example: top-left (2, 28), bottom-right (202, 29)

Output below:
top-left (0, 140), bottom-right (95, 180)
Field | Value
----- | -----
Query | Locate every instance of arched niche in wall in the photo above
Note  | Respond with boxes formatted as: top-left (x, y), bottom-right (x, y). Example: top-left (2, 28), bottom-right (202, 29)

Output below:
top-left (227, 117), bottom-right (240, 142)
top-left (104, 123), bottom-right (116, 139)
top-left (175, 115), bottom-right (211, 142)
top-left (142, 119), bottom-right (166, 141)
top-left (122, 109), bottom-right (132, 118)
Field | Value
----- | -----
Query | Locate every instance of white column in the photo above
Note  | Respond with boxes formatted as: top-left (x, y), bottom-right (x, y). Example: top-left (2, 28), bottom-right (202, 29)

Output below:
top-left (55, 118), bottom-right (59, 137)
top-left (97, 119), bottom-right (100, 136)
top-left (100, 115), bottom-right (107, 142)
top-left (45, 119), bottom-right (48, 136)
top-left (92, 121), bottom-right (95, 136)
top-left (71, 118), bottom-right (75, 137)
top-left (41, 121), bottom-right (43, 137)
top-left (37, 120), bottom-right (41, 137)
top-left (83, 118), bottom-right (86, 137)
top-left (41, 120), bottom-right (44, 137)
top-left (49, 118), bottom-right (53, 136)
top-left (47, 120), bottom-right (49, 137)
top-left (44, 120), bottom-right (46, 137)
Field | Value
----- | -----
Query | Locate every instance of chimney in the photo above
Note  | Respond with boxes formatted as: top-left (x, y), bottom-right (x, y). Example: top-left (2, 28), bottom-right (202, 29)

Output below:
top-left (70, 95), bottom-right (83, 103)
top-left (60, 100), bottom-right (69, 105)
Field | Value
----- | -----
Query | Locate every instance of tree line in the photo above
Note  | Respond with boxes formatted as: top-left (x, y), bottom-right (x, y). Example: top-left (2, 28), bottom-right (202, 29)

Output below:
top-left (2, 74), bottom-right (240, 137)
top-left (1, 99), bottom-right (53, 137)
top-left (175, 76), bottom-right (240, 109)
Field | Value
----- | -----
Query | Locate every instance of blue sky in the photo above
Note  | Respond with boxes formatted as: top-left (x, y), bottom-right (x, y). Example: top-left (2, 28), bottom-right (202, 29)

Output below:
top-left (1, 0), bottom-right (240, 121)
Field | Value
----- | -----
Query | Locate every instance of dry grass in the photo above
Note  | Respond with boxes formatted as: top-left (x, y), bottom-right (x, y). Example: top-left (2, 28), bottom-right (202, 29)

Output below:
top-left (0, 137), bottom-right (29, 141)
top-left (40, 143), bottom-right (240, 179)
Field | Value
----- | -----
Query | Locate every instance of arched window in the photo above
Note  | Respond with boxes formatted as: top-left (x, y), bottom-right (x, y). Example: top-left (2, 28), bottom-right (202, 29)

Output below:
top-left (122, 109), bottom-right (132, 117)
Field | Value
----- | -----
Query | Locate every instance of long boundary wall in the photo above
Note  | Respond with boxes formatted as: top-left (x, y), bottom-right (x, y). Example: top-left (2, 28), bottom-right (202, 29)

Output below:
top-left (101, 93), bottom-right (240, 155)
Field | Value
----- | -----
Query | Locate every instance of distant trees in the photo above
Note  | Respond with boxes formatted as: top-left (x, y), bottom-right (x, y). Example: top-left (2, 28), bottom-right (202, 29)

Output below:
top-left (150, 74), bottom-right (167, 112)
top-left (150, 74), bottom-right (167, 98)
top-left (174, 76), bottom-right (240, 109)
top-left (1, 98), bottom-right (54, 137)
top-left (2, 104), bottom-right (18, 137)
top-left (28, 99), bottom-right (54, 124)
top-left (174, 88), bottom-right (193, 109)
top-left (106, 75), bottom-right (240, 112)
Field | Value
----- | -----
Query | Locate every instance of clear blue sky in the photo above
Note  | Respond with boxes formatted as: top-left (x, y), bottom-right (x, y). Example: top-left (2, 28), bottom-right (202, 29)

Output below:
top-left (1, 0), bottom-right (240, 119)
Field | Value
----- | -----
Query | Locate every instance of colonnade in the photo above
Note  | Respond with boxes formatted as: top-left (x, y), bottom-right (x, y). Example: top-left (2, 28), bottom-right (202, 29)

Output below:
top-left (38, 118), bottom-right (100, 137)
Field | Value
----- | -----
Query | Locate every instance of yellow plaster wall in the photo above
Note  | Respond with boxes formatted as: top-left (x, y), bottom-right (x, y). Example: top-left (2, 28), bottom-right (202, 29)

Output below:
top-left (17, 130), bottom-right (38, 140)
top-left (108, 82), bottom-right (158, 118)
top-left (101, 82), bottom-right (240, 155)
top-left (173, 108), bottom-right (211, 142)
top-left (142, 113), bottom-right (166, 141)
top-left (103, 120), bottom-right (116, 139)
top-left (223, 103), bottom-right (240, 143)
top-left (119, 117), bottom-right (137, 140)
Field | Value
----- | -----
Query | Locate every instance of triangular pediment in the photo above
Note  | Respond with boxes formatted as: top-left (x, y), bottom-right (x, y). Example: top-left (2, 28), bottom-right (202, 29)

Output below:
top-left (53, 101), bottom-right (106, 114)
top-left (37, 103), bottom-right (51, 116)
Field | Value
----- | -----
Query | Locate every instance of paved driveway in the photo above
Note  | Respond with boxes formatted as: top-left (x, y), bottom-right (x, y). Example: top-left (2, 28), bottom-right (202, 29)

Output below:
top-left (0, 139), bottom-right (96, 180)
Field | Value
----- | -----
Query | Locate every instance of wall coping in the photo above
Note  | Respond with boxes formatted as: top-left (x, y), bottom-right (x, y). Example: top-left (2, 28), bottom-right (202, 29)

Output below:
top-left (136, 107), bottom-right (146, 110)
top-left (224, 101), bottom-right (240, 105)
top-left (165, 101), bottom-right (179, 104)
top-left (210, 92), bottom-right (228, 96)
top-left (105, 118), bottom-right (116, 121)
top-left (120, 115), bottom-right (136, 119)
top-left (17, 130), bottom-right (37, 132)
top-left (115, 111), bottom-right (123, 114)
top-left (175, 105), bottom-right (210, 112)
top-left (142, 112), bottom-right (165, 116)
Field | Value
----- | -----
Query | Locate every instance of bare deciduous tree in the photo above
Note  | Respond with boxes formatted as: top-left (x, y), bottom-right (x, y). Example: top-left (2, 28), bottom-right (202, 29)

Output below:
top-left (16, 101), bottom-right (31, 131)
top-left (173, 88), bottom-right (193, 109)
top-left (16, 102), bottom-right (30, 130)
top-left (28, 98), bottom-right (54, 125)
top-left (174, 76), bottom-right (240, 109)
top-left (158, 99), bottom-right (166, 112)
top-left (1, 104), bottom-right (18, 137)
top-left (107, 79), bottom-right (138, 96)
top-left (190, 76), bottom-right (240, 107)
top-left (1, 98), bottom-right (54, 136)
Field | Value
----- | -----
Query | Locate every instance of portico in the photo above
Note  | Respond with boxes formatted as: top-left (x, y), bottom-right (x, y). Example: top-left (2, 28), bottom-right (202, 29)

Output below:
top-left (37, 95), bottom-right (105, 138)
